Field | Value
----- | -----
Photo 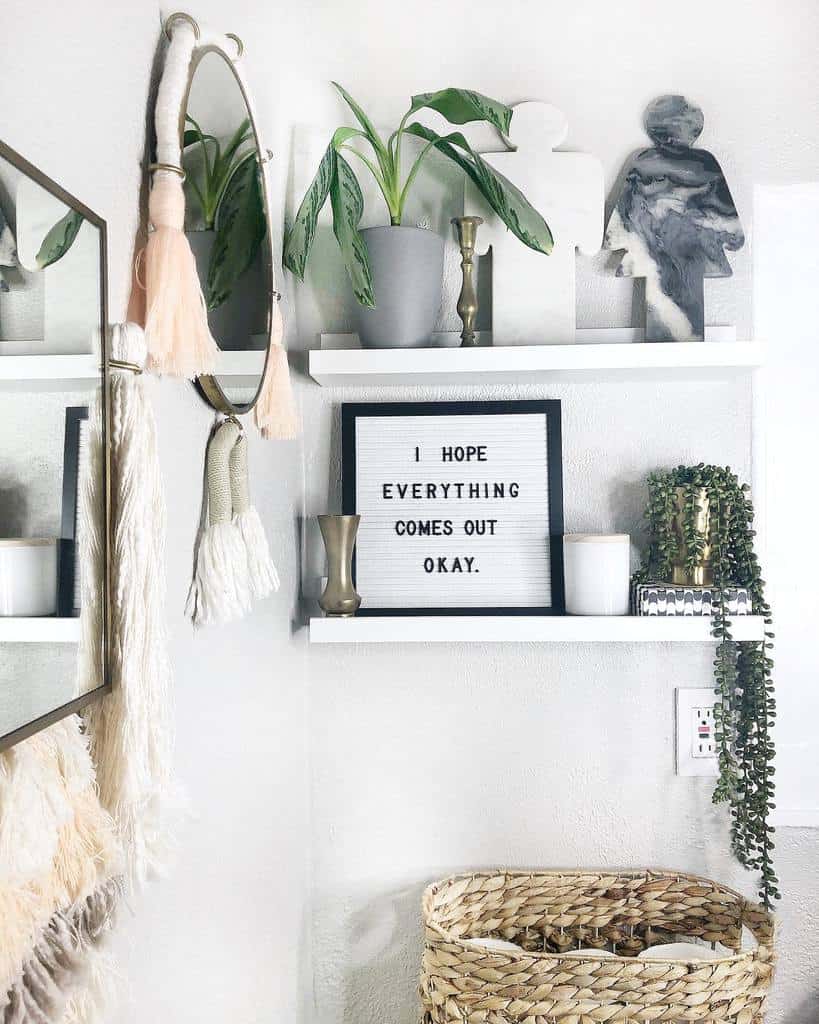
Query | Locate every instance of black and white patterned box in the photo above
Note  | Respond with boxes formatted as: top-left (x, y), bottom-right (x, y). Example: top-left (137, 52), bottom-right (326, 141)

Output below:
top-left (634, 584), bottom-right (751, 616)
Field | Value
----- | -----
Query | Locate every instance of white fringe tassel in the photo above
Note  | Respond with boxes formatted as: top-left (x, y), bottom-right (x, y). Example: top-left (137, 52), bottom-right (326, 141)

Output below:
top-left (84, 323), bottom-right (183, 891)
top-left (230, 433), bottom-right (280, 599)
top-left (186, 420), bottom-right (252, 626)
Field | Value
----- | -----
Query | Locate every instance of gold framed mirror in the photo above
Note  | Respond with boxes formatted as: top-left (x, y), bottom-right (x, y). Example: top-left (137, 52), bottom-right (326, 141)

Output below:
top-left (180, 38), bottom-right (274, 415)
top-left (0, 139), bottom-right (111, 752)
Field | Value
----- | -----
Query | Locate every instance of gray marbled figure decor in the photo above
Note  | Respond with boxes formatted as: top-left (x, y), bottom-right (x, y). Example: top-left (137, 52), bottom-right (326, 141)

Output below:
top-left (605, 95), bottom-right (745, 341)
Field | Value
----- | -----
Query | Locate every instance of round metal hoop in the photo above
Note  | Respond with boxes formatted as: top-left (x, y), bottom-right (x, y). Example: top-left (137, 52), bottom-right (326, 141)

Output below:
top-left (164, 11), bottom-right (201, 41)
top-left (226, 32), bottom-right (244, 58)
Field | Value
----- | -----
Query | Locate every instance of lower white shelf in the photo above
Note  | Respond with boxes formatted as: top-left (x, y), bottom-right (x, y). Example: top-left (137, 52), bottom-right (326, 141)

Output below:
top-left (309, 615), bottom-right (767, 644)
top-left (0, 618), bottom-right (81, 643)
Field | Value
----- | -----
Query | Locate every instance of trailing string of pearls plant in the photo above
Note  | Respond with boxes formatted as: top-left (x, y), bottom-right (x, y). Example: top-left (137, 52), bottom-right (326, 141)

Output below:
top-left (634, 464), bottom-right (779, 908)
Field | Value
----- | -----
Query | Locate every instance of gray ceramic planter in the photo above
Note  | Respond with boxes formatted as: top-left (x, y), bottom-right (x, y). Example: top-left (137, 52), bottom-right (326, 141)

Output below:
top-left (354, 226), bottom-right (444, 349)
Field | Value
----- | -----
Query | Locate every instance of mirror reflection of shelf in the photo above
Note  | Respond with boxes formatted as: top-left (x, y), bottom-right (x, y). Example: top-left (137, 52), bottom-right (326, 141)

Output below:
top-left (309, 615), bottom-right (767, 644)
top-left (0, 353), bottom-right (98, 390)
top-left (0, 617), bottom-right (81, 643)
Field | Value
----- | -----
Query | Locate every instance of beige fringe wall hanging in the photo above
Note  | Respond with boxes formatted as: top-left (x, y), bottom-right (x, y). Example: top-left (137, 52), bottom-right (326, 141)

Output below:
top-left (0, 718), bottom-right (122, 1024)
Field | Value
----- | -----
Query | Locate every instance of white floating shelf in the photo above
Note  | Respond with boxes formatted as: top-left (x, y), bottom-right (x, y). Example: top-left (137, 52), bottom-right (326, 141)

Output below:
top-left (0, 617), bottom-right (81, 643)
top-left (0, 354), bottom-right (99, 390)
top-left (309, 615), bottom-right (766, 645)
top-left (309, 340), bottom-right (764, 388)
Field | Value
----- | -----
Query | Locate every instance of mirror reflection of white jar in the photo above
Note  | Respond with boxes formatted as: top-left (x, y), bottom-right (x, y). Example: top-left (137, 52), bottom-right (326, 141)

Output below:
top-left (0, 539), bottom-right (58, 616)
top-left (563, 534), bottom-right (630, 615)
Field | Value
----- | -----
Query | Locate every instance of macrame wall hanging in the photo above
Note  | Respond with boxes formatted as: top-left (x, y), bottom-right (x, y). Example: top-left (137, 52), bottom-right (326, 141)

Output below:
top-left (140, 13), bottom-right (297, 625)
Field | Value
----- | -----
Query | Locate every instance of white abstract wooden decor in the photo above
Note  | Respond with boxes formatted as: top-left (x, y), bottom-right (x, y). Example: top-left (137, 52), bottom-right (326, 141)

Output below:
top-left (465, 101), bottom-right (604, 345)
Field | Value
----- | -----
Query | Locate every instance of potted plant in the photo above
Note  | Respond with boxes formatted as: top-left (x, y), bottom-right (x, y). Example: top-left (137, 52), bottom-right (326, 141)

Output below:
top-left (634, 464), bottom-right (779, 908)
top-left (182, 115), bottom-right (267, 347)
top-left (283, 85), bottom-right (553, 349)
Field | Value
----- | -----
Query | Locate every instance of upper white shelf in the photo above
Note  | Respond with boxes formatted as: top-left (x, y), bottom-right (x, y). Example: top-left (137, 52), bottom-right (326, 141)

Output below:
top-left (0, 354), bottom-right (99, 390)
top-left (0, 617), bottom-right (81, 643)
top-left (309, 330), bottom-right (762, 388)
top-left (309, 615), bottom-right (766, 645)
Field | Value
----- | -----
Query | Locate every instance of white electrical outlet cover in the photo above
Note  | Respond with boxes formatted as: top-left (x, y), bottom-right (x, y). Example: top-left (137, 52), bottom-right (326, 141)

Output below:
top-left (676, 689), bottom-right (719, 777)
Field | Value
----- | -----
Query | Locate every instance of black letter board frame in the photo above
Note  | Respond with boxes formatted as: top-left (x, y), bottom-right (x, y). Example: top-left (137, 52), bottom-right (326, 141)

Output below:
top-left (341, 400), bottom-right (565, 616)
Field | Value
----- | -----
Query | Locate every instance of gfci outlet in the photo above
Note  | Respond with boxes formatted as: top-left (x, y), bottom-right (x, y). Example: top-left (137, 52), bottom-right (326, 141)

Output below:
top-left (676, 689), bottom-right (719, 777)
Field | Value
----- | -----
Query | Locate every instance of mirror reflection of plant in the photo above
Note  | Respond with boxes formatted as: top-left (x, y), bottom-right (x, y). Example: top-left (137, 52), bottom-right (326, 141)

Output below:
top-left (283, 84), bottom-right (554, 308)
top-left (183, 115), bottom-right (267, 310)
top-left (634, 464), bottom-right (779, 908)
top-left (36, 208), bottom-right (84, 269)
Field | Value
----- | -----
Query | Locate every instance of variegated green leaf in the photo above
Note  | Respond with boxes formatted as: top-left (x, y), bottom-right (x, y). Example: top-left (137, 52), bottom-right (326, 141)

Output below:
top-left (283, 142), bottom-right (336, 280)
top-left (330, 152), bottom-right (375, 307)
top-left (408, 88), bottom-right (512, 137)
top-left (331, 82), bottom-right (391, 172)
top-left (35, 208), bottom-right (84, 269)
top-left (405, 123), bottom-right (553, 254)
top-left (207, 153), bottom-right (266, 310)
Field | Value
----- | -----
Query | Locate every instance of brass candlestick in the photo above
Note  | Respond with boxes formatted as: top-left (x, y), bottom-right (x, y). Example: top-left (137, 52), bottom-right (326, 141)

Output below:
top-left (452, 216), bottom-right (483, 347)
top-left (318, 515), bottom-right (361, 617)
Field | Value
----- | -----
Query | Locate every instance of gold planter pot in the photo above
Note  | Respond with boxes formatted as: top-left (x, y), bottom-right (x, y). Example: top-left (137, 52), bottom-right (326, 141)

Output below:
top-left (671, 487), bottom-right (714, 586)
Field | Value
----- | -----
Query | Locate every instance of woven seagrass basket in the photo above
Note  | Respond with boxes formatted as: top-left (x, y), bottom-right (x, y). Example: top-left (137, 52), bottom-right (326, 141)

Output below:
top-left (421, 870), bottom-right (776, 1024)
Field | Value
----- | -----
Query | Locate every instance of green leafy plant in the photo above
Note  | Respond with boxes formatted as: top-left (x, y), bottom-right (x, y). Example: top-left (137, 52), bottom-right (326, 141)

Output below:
top-left (283, 84), bottom-right (554, 307)
top-left (634, 465), bottom-right (779, 908)
top-left (36, 208), bottom-right (84, 269)
top-left (182, 114), bottom-right (266, 309)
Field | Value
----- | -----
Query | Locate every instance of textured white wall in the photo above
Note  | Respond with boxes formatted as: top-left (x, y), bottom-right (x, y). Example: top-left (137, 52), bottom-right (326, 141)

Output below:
top-left (1, 2), bottom-right (818, 1023)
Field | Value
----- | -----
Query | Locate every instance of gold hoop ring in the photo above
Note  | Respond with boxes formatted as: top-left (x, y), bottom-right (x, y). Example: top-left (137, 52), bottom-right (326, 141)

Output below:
top-left (164, 12), bottom-right (201, 41)
top-left (226, 32), bottom-right (244, 58)
top-left (148, 161), bottom-right (186, 182)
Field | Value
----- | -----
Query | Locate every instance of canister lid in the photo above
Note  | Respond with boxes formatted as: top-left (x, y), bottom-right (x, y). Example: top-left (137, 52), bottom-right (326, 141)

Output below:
top-left (563, 533), bottom-right (630, 543)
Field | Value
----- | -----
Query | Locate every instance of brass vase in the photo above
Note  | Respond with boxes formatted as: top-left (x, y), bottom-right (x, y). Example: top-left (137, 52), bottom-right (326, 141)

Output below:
top-left (452, 216), bottom-right (483, 347)
top-left (671, 487), bottom-right (714, 586)
top-left (318, 515), bottom-right (361, 617)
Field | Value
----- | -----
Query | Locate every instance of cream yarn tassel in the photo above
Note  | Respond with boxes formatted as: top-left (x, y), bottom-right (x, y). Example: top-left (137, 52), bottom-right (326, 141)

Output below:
top-left (186, 420), bottom-right (251, 626)
top-left (84, 323), bottom-right (182, 889)
top-left (230, 433), bottom-right (280, 599)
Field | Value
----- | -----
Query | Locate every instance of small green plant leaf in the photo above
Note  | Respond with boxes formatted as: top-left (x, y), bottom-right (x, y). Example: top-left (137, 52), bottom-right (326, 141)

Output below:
top-left (405, 123), bottom-right (553, 254)
top-left (283, 141), bottom-right (337, 280)
top-left (331, 82), bottom-right (391, 167)
top-left (330, 152), bottom-right (375, 307)
top-left (206, 153), bottom-right (266, 310)
top-left (35, 208), bottom-right (84, 269)
top-left (408, 88), bottom-right (513, 137)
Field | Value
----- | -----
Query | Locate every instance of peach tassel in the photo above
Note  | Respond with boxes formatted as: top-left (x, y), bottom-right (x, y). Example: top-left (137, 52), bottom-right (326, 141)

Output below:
top-left (254, 300), bottom-right (299, 439)
top-left (144, 173), bottom-right (219, 379)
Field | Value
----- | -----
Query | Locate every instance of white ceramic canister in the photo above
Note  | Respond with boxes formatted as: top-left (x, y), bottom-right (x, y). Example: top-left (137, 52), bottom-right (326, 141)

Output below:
top-left (0, 539), bottom-right (59, 616)
top-left (563, 534), bottom-right (630, 615)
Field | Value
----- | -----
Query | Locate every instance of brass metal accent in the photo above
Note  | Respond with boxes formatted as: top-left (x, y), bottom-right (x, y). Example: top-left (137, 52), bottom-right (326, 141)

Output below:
top-left (671, 486), bottom-right (714, 586)
top-left (226, 32), bottom-right (244, 58)
top-left (109, 358), bottom-right (143, 375)
top-left (452, 216), bottom-right (483, 347)
top-left (164, 11), bottom-right (201, 41)
top-left (148, 161), bottom-right (186, 181)
top-left (318, 515), bottom-right (361, 617)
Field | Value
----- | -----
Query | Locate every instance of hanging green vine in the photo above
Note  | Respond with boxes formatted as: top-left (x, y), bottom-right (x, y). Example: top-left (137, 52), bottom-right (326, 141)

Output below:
top-left (634, 464), bottom-right (779, 908)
